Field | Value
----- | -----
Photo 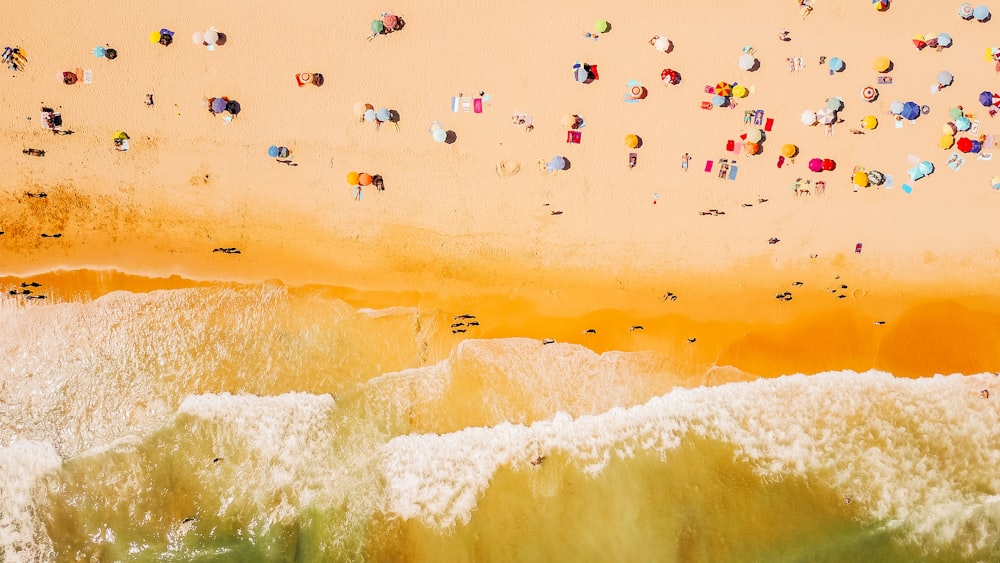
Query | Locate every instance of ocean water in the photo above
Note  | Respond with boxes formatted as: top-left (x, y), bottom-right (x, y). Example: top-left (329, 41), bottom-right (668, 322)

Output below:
top-left (2, 282), bottom-right (1000, 562)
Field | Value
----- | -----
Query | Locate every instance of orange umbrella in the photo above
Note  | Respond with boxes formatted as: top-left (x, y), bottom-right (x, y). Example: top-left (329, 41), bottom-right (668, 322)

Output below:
top-left (781, 144), bottom-right (797, 157)
top-left (625, 134), bottom-right (639, 148)
top-left (744, 142), bottom-right (760, 155)
top-left (347, 171), bottom-right (360, 185)
top-left (715, 82), bottom-right (732, 97)
top-left (359, 173), bottom-right (373, 186)
top-left (873, 56), bottom-right (891, 73)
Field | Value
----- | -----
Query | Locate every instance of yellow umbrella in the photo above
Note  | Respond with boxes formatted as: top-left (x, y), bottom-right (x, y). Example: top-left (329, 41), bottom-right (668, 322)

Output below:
top-left (625, 134), bottom-right (639, 148)
top-left (347, 171), bottom-right (360, 185)
top-left (861, 115), bottom-right (878, 130)
top-left (112, 131), bottom-right (129, 141)
top-left (853, 171), bottom-right (870, 187)
top-left (939, 134), bottom-right (955, 149)
top-left (732, 84), bottom-right (748, 98)
top-left (149, 31), bottom-right (162, 43)
top-left (781, 144), bottom-right (797, 158)
top-left (873, 56), bottom-right (891, 73)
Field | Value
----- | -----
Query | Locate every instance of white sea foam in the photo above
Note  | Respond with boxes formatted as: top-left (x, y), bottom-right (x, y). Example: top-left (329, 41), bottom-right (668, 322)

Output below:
top-left (378, 370), bottom-right (1000, 549)
top-left (0, 440), bottom-right (61, 562)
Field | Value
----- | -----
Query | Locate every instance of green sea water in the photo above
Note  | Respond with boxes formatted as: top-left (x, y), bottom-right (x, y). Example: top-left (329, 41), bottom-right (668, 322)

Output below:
top-left (2, 282), bottom-right (1000, 562)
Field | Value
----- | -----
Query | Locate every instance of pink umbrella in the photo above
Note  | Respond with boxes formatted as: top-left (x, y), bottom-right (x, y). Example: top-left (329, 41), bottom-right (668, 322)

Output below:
top-left (808, 158), bottom-right (823, 172)
top-left (383, 13), bottom-right (398, 29)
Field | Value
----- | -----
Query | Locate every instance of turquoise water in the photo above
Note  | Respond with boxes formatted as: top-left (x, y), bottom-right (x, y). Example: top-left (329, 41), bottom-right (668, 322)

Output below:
top-left (2, 282), bottom-right (1000, 561)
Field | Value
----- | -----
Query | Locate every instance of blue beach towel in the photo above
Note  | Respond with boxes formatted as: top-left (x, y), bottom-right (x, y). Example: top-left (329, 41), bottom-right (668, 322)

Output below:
top-left (728, 165), bottom-right (739, 180)
top-left (902, 184), bottom-right (913, 194)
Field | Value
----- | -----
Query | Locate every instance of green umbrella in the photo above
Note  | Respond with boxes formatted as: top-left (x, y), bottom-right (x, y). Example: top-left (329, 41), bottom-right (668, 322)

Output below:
top-left (371, 20), bottom-right (385, 34)
top-left (594, 20), bottom-right (609, 33)
top-left (948, 107), bottom-right (964, 120)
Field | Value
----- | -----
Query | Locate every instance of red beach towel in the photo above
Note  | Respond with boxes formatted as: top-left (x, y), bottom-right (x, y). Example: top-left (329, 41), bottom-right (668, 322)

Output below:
top-left (473, 98), bottom-right (483, 113)
top-left (764, 118), bottom-right (774, 131)
top-left (705, 160), bottom-right (714, 172)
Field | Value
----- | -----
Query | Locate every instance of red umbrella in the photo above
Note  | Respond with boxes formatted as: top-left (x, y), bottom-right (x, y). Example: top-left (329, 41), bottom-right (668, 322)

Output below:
top-left (383, 13), bottom-right (398, 29)
top-left (808, 158), bottom-right (823, 172)
top-left (822, 159), bottom-right (836, 171)
top-left (956, 137), bottom-right (973, 152)
top-left (661, 69), bottom-right (679, 84)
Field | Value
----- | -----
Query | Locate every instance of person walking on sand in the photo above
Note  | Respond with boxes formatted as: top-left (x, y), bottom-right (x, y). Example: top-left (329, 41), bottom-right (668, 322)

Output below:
top-left (681, 153), bottom-right (690, 171)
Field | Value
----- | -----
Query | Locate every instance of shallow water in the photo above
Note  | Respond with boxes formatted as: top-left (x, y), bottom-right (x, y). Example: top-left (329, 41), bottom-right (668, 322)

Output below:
top-left (2, 282), bottom-right (1000, 562)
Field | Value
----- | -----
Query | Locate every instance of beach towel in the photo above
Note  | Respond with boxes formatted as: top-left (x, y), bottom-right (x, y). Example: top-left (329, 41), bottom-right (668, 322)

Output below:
top-left (754, 110), bottom-right (764, 126)
top-left (566, 131), bottom-right (581, 144)
top-left (705, 160), bottom-right (713, 172)
top-left (907, 154), bottom-right (921, 165)
top-left (895, 119), bottom-right (904, 129)
top-left (777, 156), bottom-right (785, 168)
top-left (732, 143), bottom-right (742, 155)
top-left (625, 79), bottom-right (643, 104)
top-left (704, 85), bottom-right (715, 94)
top-left (700, 101), bottom-right (713, 110)
top-left (726, 140), bottom-right (735, 152)
top-left (969, 120), bottom-right (980, 134)
top-left (877, 76), bottom-right (893, 85)
top-left (728, 165), bottom-right (739, 180)
top-left (451, 97), bottom-right (459, 112)
top-left (884, 174), bottom-right (894, 188)
top-left (902, 184), bottom-right (912, 194)
top-left (764, 118), bottom-right (774, 131)
top-left (473, 98), bottom-right (483, 113)
top-left (978, 153), bottom-right (993, 161)
top-left (83, 69), bottom-right (92, 84)
top-left (947, 152), bottom-right (965, 170)
top-left (461, 97), bottom-right (472, 112)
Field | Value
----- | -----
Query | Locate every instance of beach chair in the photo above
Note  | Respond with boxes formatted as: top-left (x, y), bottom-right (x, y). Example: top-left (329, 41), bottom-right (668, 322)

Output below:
top-left (884, 174), bottom-right (894, 188)
top-left (83, 69), bottom-right (92, 84)
top-left (753, 109), bottom-right (764, 125)
top-left (877, 76), bottom-right (892, 85)
top-left (906, 154), bottom-right (921, 165)
top-left (764, 118), bottom-right (774, 131)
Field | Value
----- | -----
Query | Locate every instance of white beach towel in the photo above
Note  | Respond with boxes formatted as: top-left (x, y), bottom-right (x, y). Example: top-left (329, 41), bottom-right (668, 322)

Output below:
top-left (83, 69), bottom-right (92, 84)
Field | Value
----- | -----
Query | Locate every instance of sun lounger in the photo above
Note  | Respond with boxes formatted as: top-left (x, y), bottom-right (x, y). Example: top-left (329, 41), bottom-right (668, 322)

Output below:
top-left (728, 165), bottom-right (739, 180)
top-left (705, 160), bottom-right (713, 172)
top-left (895, 119), bottom-right (904, 128)
top-left (473, 98), bottom-right (483, 113)
top-left (764, 118), bottom-right (774, 131)
top-left (629, 153), bottom-right (637, 168)
top-left (753, 110), bottom-right (764, 126)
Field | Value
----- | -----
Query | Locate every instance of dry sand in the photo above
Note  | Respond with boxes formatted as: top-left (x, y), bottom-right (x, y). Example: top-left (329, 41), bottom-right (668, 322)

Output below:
top-left (2, 1), bottom-right (1000, 378)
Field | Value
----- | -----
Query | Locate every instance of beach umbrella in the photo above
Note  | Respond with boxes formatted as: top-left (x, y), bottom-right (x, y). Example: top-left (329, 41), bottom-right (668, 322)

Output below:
top-left (364, 109), bottom-right (376, 122)
top-left (267, 145), bottom-right (279, 158)
top-left (225, 100), bottom-right (241, 115)
top-left (781, 144), bottom-right (797, 157)
top-left (971, 140), bottom-right (983, 153)
top-left (889, 101), bottom-right (904, 115)
top-left (575, 67), bottom-right (588, 82)
top-left (918, 161), bottom-right (934, 175)
top-left (347, 172), bottom-right (360, 185)
top-left (711, 94), bottom-right (727, 107)
top-left (801, 110), bottom-right (817, 125)
top-left (959, 2), bottom-right (975, 18)
top-left (432, 128), bottom-right (447, 143)
top-left (738, 53), bottom-right (755, 71)
top-left (594, 20), bottom-right (609, 33)
top-left (979, 91), bottom-right (999, 107)
top-left (816, 108), bottom-right (835, 125)
top-left (661, 69), bottom-right (679, 84)
top-left (204, 28), bottom-right (219, 45)
top-left (744, 142), bottom-right (760, 155)
top-left (93, 46), bottom-right (107, 57)
top-left (901, 101), bottom-right (920, 120)
top-left (949, 106), bottom-right (965, 119)
top-left (149, 31), bottom-right (162, 43)
top-left (822, 158), bottom-right (836, 171)
top-left (827, 97), bottom-right (844, 111)
top-left (862, 115), bottom-right (878, 129)
top-left (192, 31), bottom-right (205, 45)
top-left (860, 86), bottom-right (878, 102)
top-left (547, 156), bottom-right (567, 171)
top-left (210, 97), bottom-right (227, 113)
top-left (974, 5), bottom-right (990, 21)
top-left (955, 116), bottom-right (971, 131)
top-left (943, 122), bottom-right (957, 134)
top-left (868, 171), bottom-right (886, 185)
top-left (376, 107), bottom-right (391, 122)
top-left (912, 35), bottom-right (927, 50)
top-left (873, 0), bottom-right (889, 11)
top-left (828, 57), bottom-right (845, 71)
top-left (654, 36), bottom-right (670, 52)
top-left (745, 128), bottom-right (763, 143)
top-left (732, 84), bottom-right (748, 98)
top-left (112, 131), bottom-right (128, 141)
top-left (808, 158), bottom-right (823, 172)
top-left (937, 33), bottom-right (953, 47)
top-left (383, 13), bottom-right (399, 29)
top-left (371, 20), bottom-right (385, 34)
top-left (359, 173), bottom-right (373, 186)
top-left (873, 56), bottom-right (891, 72)
top-left (625, 134), bottom-right (639, 148)
top-left (561, 114), bottom-right (579, 128)
top-left (937, 71), bottom-right (954, 87)
top-left (939, 134), bottom-right (955, 149)
top-left (908, 167), bottom-right (925, 181)
top-left (957, 137), bottom-right (973, 152)
top-left (853, 171), bottom-right (870, 187)
top-left (715, 82), bottom-right (732, 97)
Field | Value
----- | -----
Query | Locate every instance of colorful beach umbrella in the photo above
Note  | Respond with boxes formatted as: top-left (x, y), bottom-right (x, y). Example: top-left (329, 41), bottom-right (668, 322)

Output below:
top-left (937, 71), bottom-right (954, 87)
top-left (781, 144), bottom-right (797, 157)
top-left (890, 101), bottom-right (904, 115)
top-left (901, 101), bottom-right (921, 120)
top-left (801, 110), bottom-right (817, 126)
top-left (575, 67), bottom-right (588, 82)
top-left (625, 134), bottom-right (639, 148)
top-left (715, 82), bottom-right (732, 97)
top-left (149, 31), bottom-right (162, 43)
top-left (594, 20), bottom-right (609, 33)
top-left (744, 142), bottom-right (760, 155)
top-left (979, 91), bottom-right (999, 107)
top-left (738, 53), bottom-right (756, 71)
top-left (959, 2), bottom-right (975, 18)
top-left (828, 57), bottom-right (845, 71)
top-left (862, 115), bottom-right (878, 129)
top-left (873, 0), bottom-right (889, 11)
top-left (561, 114), bottom-right (579, 128)
top-left (732, 84), bottom-right (748, 98)
top-left (939, 134), bottom-right (955, 149)
top-left (93, 46), bottom-right (107, 57)
top-left (957, 137), bottom-right (973, 152)
top-left (873, 56), bottom-right (891, 73)
top-left (191, 31), bottom-right (205, 45)
top-left (860, 86), bottom-right (878, 102)
top-left (912, 35), bottom-right (927, 50)
top-left (210, 98), bottom-right (227, 113)
top-left (853, 171), bottom-right (870, 187)
top-left (918, 161), bottom-right (934, 175)
top-left (822, 159), bottom-right (836, 171)
top-left (347, 171), bottom-right (360, 185)
top-left (711, 94), bottom-right (727, 107)
top-left (661, 69), bottom-right (679, 84)
top-left (371, 20), bottom-right (385, 34)
top-left (868, 170), bottom-right (886, 185)
top-left (973, 5), bottom-right (990, 21)
top-left (943, 122), bottom-right (958, 134)
top-left (745, 128), bottom-right (763, 143)
top-left (808, 158), bottom-right (823, 172)
top-left (359, 173), bottom-right (373, 186)
top-left (383, 14), bottom-right (398, 29)
top-left (949, 107), bottom-right (964, 119)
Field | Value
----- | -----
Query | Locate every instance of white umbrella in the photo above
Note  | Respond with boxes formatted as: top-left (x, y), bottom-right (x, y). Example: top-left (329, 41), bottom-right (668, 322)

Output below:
top-left (801, 110), bottom-right (817, 126)
top-left (191, 31), bottom-right (205, 45)
top-left (204, 28), bottom-right (219, 45)
top-left (816, 108), bottom-right (836, 125)
top-left (654, 36), bottom-right (670, 52)
top-left (745, 128), bottom-right (763, 143)
top-left (738, 53), bottom-right (756, 71)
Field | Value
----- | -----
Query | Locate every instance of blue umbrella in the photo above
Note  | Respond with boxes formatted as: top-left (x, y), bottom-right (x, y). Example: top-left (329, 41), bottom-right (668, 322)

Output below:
top-left (918, 161), bottom-right (934, 175)
top-left (267, 145), bottom-right (279, 157)
top-left (432, 128), bottom-right (447, 143)
top-left (973, 5), bottom-right (990, 21)
top-left (889, 101), bottom-right (904, 115)
top-left (92, 46), bottom-right (106, 58)
top-left (364, 109), bottom-right (376, 121)
top-left (937, 71), bottom-right (953, 87)
top-left (375, 108), bottom-right (391, 122)
top-left (937, 33), bottom-right (952, 47)
top-left (828, 57), bottom-right (845, 72)
top-left (956, 116), bottom-right (971, 131)
top-left (711, 94), bottom-right (727, 107)
top-left (547, 156), bottom-right (566, 171)
top-left (979, 91), bottom-right (997, 107)
top-left (210, 97), bottom-right (227, 113)
top-left (901, 101), bottom-right (920, 120)
top-left (575, 67), bottom-right (588, 82)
